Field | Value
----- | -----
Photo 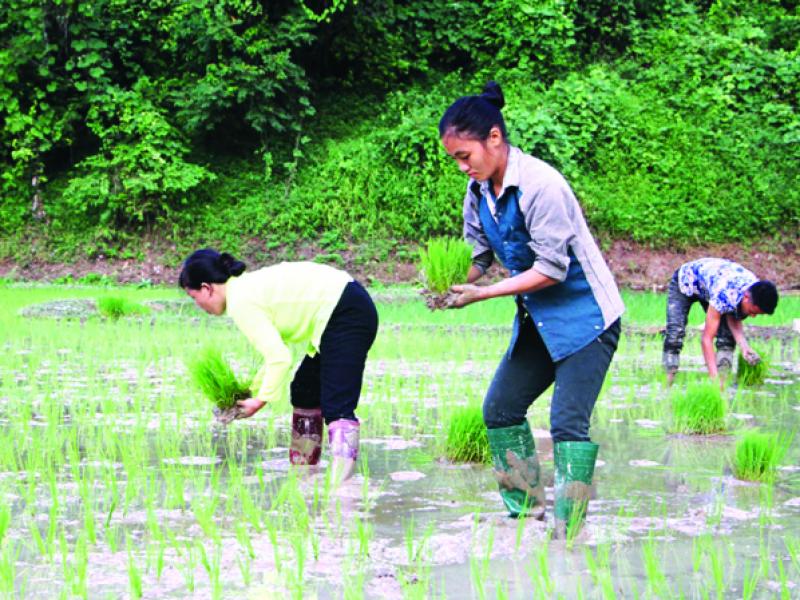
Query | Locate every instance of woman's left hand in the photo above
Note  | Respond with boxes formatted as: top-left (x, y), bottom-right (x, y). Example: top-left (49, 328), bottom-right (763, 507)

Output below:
top-left (447, 284), bottom-right (486, 308)
top-left (236, 398), bottom-right (266, 419)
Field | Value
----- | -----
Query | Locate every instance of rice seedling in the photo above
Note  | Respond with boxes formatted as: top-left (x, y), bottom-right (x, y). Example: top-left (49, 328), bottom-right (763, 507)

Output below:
top-left (741, 561), bottom-right (760, 600)
top-left (126, 535), bottom-right (142, 599)
top-left (670, 381), bottom-right (727, 434)
top-left (186, 346), bottom-right (251, 411)
top-left (1, 282), bottom-right (799, 598)
top-left (736, 347), bottom-right (770, 386)
top-left (97, 296), bottom-right (150, 320)
top-left (787, 536), bottom-right (800, 576)
top-left (417, 237), bottom-right (473, 309)
top-left (732, 430), bottom-right (791, 482)
top-left (527, 542), bottom-right (554, 597)
top-left (444, 405), bottom-right (490, 463)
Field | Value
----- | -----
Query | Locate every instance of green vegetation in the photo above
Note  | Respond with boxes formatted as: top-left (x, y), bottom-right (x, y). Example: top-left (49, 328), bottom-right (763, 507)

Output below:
top-left (444, 405), bottom-right (490, 464)
top-left (187, 347), bottom-right (251, 410)
top-left (97, 296), bottom-right (150, 320)
top-left (1, 1), bottom-right (797, 262)
top-left (733, 431), bottom-right (791, 482)
top-left (418, 237), bottom-right (473, 295)
top-left (671, 381), bottom-right (727, 434)
top-left (737, 349), bottom-right (770, 387)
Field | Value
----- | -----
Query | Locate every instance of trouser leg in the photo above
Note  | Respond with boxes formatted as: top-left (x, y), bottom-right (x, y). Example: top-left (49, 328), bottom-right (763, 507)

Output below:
top-left (663, 272), bottom-right (694, 374)
top-left (550, 319), bottom-right (620, 539)
top-left (483, 315), bottom-right (552, 517)
top-left (318, 281), bottom-right (379, 424)
top-left (318, 281), bottom-right (378, 482)
top-left (550, 319), bottom-right (620, 443)
top-left (483, 314), bottom-right (554, 429)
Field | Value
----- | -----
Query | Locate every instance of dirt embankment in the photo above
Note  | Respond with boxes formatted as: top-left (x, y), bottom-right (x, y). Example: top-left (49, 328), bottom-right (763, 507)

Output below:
top-left (0, 239), bottom-right (797, 291)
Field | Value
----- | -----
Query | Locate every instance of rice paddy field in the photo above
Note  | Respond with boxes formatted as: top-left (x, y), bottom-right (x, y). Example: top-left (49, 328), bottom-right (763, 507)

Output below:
top-left (0, 283), bottom-right (798, 599)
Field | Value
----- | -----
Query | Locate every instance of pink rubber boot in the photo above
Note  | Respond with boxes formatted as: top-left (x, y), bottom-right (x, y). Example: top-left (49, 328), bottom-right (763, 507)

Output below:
top-left (327, 419), bottom-right (360, 482)
top-left (289, 408), bottom-right (323, 466)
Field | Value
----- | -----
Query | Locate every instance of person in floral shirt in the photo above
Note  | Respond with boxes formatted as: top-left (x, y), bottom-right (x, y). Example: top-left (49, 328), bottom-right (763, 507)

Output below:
top-left (663, 258), bottom-right (779, 385)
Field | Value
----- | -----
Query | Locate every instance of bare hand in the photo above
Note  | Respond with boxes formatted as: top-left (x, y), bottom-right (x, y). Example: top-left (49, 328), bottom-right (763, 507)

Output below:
top-left (236, 398), bottom-right (266, 419)
top-left (447, 284), bottom-right (486, 308)
top-left (742, 348), bottom-right (760, 365)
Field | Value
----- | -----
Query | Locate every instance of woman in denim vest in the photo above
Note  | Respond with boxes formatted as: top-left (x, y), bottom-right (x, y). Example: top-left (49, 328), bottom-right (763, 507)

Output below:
top-left (440, 82), bottom-right (624, 538)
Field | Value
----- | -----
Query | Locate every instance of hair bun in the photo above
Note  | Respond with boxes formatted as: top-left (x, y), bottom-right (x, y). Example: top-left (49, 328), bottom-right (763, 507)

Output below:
top-left (480, 81), bottom-right (505, 109)
top-left (219, 252), bottom-right (247, 277)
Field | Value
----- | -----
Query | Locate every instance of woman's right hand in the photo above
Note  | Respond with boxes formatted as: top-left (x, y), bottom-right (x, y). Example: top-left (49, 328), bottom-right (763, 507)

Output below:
top-left (236, 398), bottom-right (266, 419)
top-left (447, 284), bottom-right (487, 308)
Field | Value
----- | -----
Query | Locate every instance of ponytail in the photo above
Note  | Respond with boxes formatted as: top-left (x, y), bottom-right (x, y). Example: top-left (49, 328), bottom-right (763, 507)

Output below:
top-left (178, 248), bottom-right (247, 290)
top-left (439, 80), bottom-right (508, 141)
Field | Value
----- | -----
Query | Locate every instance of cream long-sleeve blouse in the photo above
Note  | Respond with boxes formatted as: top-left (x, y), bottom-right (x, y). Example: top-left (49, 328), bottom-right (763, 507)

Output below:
top-left (225, 262), bottom-right (352, 404)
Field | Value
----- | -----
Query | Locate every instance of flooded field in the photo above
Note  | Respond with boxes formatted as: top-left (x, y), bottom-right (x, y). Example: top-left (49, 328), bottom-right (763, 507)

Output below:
top-left (0, 285), bottom-right (798, 598)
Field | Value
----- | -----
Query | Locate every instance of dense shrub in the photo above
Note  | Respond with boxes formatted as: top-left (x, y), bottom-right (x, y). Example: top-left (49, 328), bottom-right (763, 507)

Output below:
top-left (0, 0), bottom-right (797, 258)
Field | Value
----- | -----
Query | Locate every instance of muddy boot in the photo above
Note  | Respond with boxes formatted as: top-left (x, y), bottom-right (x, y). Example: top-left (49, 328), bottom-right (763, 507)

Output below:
top-left (553, 441), bottom-right (599, 540)
top-left (328, 419), bottom-right (359, 483)
top-left (486, 421), bottom-right (545, 519)
top-left (716, 348), bottom-right (734, 372)
top-left (290, 408), bottom-right (323, 466)
top-left (662, 351), bottom-right (680, 385)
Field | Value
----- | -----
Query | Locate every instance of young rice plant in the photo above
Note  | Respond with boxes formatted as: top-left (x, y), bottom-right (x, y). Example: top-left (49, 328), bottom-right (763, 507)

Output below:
top-left (736, 348), bottom-right (770, 386)
top-left (733, 430), bottom-right (791, 482)
top-left (187, 347), bottom-right (251, 410)
top-left (97, 296), bottom-right (150, 320)
top-left (418, 237), bottom-right (473, 295)
top-left (670, 381), bottom-right (727, 434)
top-left (445, 405), bottom-right (490, 464)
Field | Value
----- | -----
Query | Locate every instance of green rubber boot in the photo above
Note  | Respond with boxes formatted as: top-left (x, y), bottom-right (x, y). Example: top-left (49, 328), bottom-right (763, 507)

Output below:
top-left (486, 421), bottom-right (545, 519)
top-left (553, 441), bottom-right (599, 540)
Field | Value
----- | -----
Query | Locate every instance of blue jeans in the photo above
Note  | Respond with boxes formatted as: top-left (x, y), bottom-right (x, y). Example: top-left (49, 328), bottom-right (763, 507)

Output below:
top-left (483, 314), bottom-right (620, 443)
top-left (290, 281), bottom-right (379, 424)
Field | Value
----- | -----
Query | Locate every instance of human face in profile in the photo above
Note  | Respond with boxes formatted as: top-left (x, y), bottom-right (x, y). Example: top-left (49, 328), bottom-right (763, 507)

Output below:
top-left (441, 126), bottom-right (508, 189)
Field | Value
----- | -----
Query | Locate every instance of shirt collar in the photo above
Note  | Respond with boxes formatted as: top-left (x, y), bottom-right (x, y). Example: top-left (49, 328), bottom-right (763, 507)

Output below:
top-left (477, 145), bottom-right (522, 199)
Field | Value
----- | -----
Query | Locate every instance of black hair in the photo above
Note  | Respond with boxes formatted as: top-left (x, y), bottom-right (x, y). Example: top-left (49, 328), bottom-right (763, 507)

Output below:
top-left (438, 81), bottom-right (508, 141)
top-left (749, 280), bottom-right (779, 315)
top-left (178, 248), bottom-right (247, 290)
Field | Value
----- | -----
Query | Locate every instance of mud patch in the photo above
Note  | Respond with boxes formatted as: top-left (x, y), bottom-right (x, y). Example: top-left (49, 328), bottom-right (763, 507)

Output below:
top-left (389, 471), bottom-right (426, 482)
top-left (420, 289), bottom-right (458, 310)
top-left (19, 298), bottom-right (96, 319)
top-left (629, 459), bottom-right (661, 467)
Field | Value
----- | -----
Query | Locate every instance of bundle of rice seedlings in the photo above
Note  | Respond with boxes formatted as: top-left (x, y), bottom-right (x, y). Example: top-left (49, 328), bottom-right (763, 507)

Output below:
top-left (670, 381), bottom-right (726, 434)
top-left (418, 237), bottom-right (473, 309)
top-left (97, 296), bottom-right (150, 320)
top-left (445, 405), bottom-right (490, 463)
top-left (186, 347), bottom-right (251, 411)
top-left (733, 430), bottom-right (792, 482)
top-left (736, 348), bottom-right (770, 386)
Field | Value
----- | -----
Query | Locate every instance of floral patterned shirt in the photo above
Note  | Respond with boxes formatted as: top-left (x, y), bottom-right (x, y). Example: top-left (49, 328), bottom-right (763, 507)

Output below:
top-left (678, 258), bottom-right (757, 314)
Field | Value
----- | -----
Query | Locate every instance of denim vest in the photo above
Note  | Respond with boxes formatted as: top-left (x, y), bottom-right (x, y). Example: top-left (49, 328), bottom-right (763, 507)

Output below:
top-left (479, 189), bottom-right (606, 361)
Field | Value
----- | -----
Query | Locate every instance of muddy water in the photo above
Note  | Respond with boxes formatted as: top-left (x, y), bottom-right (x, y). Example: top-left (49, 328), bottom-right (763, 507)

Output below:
top-left (2, 329), bottom-right (799, 598)
top-left (12, 410), bottom-right (800, 599)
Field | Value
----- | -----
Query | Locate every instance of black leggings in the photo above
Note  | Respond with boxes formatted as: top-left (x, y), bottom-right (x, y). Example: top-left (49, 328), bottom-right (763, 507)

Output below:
top-left (289, 281), bottom-right (378, 424)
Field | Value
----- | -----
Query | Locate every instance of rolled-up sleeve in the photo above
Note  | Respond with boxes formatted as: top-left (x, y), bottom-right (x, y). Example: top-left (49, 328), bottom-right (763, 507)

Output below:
top-left (462, 186), bottom-right (493, 271)
top-left (523, 183), bottom-right (575, 282)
